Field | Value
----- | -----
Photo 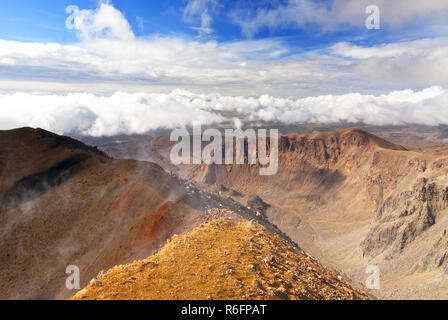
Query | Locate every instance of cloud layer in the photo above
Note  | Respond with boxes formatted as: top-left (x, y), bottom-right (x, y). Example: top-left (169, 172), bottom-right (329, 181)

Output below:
top-left (1, 86), bottom-right (447, 137)
top-left (0, 35), bottom-right (348, 97)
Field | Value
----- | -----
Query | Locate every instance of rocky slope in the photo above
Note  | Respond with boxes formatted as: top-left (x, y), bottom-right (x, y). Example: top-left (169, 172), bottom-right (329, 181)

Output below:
top-left (129, 128), bottom-right (448, 299)
top-left (71, 217), bottom-right (368, 300)
top-left (0, 128), bottom-right (210, 299)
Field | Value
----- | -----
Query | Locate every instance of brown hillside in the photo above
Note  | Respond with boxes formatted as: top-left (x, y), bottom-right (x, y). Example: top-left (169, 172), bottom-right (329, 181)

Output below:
top-left (0, 128), bottom-right (207, 299)
top-left (71, 218), bottom-right (368, 300)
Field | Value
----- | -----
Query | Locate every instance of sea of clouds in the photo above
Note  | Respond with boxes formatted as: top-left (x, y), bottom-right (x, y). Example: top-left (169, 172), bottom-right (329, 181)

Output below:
top-left (0, 86), bottom-right (447, 137)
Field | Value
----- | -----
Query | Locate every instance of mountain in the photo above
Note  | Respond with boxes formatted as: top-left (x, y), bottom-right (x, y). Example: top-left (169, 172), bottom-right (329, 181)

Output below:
top-left (1, 127), bottom-right (358, 300)
top-left (0, 128), bottom-right (210, 299)
top-left (71, 217), bottom-right (368, 300)
top-left (3, 127), bottom-right (448, 299)
top-left (120, 128), bottom-right (448, 299)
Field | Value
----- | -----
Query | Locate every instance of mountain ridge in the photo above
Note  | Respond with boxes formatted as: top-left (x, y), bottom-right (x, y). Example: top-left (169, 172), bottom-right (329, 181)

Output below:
top-left (71, 217), bottom-right (369, 300)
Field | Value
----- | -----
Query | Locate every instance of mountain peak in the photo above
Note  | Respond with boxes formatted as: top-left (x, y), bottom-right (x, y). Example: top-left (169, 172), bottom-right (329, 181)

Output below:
top-left (283, 128), bottom-right (406, 152)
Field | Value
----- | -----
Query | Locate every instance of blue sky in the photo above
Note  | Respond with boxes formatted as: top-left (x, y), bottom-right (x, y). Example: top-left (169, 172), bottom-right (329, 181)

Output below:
top-left (0, 1), bottom-right (448, 135)
top-left (1, 0), bottom-right (446, 50)
top-left (0, 1), bottom-right (190, 42)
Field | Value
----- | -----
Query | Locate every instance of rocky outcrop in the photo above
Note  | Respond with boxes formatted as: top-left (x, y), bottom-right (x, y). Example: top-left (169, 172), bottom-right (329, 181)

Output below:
top-left (247, 195), bottom-right (271, 218)
top-left (361, 179), bottom-right (447, 258)
top-left (419, 230), bottom-right (448, 273)
top-left (278, 129), bottom-right (404, 169)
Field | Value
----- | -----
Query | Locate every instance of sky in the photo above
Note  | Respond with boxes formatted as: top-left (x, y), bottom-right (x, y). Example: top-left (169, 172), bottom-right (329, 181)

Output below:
top-left (0, 0), bottom-right (448, 136)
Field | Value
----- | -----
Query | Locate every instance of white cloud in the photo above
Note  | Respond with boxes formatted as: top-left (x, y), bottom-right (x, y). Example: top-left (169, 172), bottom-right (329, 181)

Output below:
top-left (1, 87), bottom-right (447, 137)
top-left (252, 86), bottom-right (448, 126)
top-left (331, 38), bottom-right (448, 59)
top-left (70, 1), bottom-right (135, 40)
top-left (184, 0), bottom-right (218, 37)
top-left (332, 38), bottom-right (448, 86)
top-left (233, 0), bottom-right (448, 37)
top-left (0, 35), bottom-right (348, 97)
